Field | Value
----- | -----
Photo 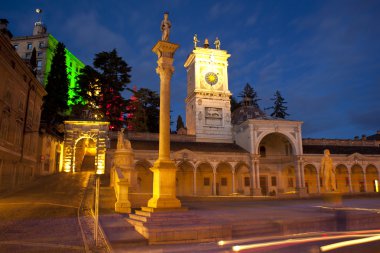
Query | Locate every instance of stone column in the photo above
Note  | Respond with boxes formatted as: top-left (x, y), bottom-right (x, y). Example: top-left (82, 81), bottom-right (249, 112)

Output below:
top-left (363, 169), bottom-right (367, 192)
top-left (317, 170), bottom-right (321, 194)
top-left (251, 155), bottom-right (262, 196)
top-left (213, 167), bottom-right (217, 196)
top-left (295, 155), bottom-right (307, 196)
top-left (348, 170), bottom-right (353, 193)
top-left (145, 41), bottom-right (182, 211)
top-left (232, 168), bottom-right (236, 194)
top-left (193, 168), bottom-right (197, 196)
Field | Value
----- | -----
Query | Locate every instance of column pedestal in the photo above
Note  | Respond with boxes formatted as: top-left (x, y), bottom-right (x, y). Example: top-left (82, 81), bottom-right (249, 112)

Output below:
top-left (115, 179), bottom-right (131, 213)
top-left (144, 159), bottom-right (184, 212)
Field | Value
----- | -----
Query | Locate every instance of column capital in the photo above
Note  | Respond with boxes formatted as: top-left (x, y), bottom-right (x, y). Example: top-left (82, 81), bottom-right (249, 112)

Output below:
top-left (156, 65), bottom-right (175, 78)
top-left (152, 40), bottom-right (179, 59)
top-left (252, 154), bottom-right (260, 162)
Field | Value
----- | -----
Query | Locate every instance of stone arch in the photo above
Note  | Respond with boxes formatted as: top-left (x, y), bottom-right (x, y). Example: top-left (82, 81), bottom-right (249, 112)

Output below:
top-left (351, 164), bottom-right (365, 193)
top-left (196, 162), bottom-right (214, 196)
top-left (257, 132), bottom-right (299, 195)
top-left (176, 160), bottom-right (195, 196)
top-left (63, 121), bottom-right (109, 174)
top-left (366, 164), bottom-right (378, 193)
top-left (135, 160), bottom-right (153, 194)
top-left (256, 131), bottom-right (299, 156)
top-left (73, 136), bottom-right (97, 172)
top-left (216, 162), bottom-right (233, 196)
top-left (304, 164), bottom-right (318, 194)
top-left (336, 164), bottom-right (350, 193)
top-left (235, 162), bottom-right (251, 195)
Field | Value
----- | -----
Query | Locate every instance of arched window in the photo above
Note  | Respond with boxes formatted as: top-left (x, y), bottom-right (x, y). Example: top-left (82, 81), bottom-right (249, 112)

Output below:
top-left (259, 146), bottom-right (266, 157)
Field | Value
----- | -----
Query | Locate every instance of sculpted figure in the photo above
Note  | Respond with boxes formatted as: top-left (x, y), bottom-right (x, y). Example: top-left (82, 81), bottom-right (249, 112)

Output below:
top-left (214, 37), bottom-right (221, 49)
top-left (117, 129), bottom-right (125, 149)
top-left (160, 12), bottom-right (171, 41)
top-left (117, 128), bottom-right (131, 150)
top-left (193, 34), bottom-right (199, 48)
top-left (321, 149), bottom-right (336, 192)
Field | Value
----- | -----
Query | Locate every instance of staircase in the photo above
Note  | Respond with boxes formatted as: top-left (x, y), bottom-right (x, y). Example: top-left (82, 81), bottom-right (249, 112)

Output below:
top-left (127, 209), bottom-right (231, 244)
top-left (100, 213), bottom-right (147, 251)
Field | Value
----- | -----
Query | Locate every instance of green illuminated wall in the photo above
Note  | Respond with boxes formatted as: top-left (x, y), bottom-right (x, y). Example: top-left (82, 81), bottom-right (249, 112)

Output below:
top-left (44, 35), bottom-right (85, 108)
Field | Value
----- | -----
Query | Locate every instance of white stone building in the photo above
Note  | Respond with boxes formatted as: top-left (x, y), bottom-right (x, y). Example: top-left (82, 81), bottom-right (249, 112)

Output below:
top-left (69, 42), bottom-right (380, 203)
top-left (108, 43), bottom-right (379, 203)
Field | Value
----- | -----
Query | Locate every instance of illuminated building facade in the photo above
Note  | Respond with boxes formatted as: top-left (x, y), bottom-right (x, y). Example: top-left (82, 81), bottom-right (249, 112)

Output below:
top-left (103, 41), bottom-right (380, 206)
top-left (0, 30), bottom-right (47, 194)
top-left (11, 21), bottom-right (85, 108)
top-left (63, 120), bottom-right (109, 175)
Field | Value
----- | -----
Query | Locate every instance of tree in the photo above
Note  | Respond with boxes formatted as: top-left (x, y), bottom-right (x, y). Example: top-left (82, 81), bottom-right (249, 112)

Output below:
top-left (176, 115), bottom-right (185, 131)
top-left (94, 49), bottom-right (131, 130)
top-left (127, 88), bottom-right (160, 133)
top-left (238, 83), bottom-right (260, 107)
top-left (269, 90), bottom-right (289, 119)
top-left (72, 65), bottom-right (103, 118)
top-left (74, 49), bottom-right (131, 130)
top-left (0, 19), bottom-right (13, 38)
top-left (41, 42), bottom-right (69, 130)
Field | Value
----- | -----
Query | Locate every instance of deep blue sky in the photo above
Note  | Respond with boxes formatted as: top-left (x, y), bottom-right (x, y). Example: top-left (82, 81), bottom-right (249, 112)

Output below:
top-left (2, 0), bottom-right (380, 139)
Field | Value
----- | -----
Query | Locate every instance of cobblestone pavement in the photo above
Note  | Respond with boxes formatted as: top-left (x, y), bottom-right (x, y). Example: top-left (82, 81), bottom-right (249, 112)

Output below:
top-left (0, 172), bottom-right (108, 253)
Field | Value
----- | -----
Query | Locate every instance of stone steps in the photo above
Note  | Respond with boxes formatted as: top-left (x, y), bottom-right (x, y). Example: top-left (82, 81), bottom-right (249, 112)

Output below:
top-left (126, 210), bottom-right (232, 244)
top-left (100, 213), bottom-right (147, 248)
top-left (130, 211), bottom-right (202, 225)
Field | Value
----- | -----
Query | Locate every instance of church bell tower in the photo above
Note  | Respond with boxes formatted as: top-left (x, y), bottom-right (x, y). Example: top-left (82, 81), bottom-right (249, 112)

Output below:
top-left (184, 38), bottom-right (232, 143)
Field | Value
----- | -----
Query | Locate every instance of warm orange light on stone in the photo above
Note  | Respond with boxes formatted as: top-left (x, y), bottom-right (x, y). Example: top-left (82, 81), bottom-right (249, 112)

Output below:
top-left (146, 41), bottom-right (182, 210)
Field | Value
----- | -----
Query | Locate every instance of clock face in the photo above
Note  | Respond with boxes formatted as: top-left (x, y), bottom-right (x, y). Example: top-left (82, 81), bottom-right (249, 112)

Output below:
top-left (205, 72), bottom-right (218, 86)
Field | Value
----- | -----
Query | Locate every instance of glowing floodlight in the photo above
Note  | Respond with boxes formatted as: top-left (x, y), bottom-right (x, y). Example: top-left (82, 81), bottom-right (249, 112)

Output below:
top-left (36, 8), bottom-right (42, 13)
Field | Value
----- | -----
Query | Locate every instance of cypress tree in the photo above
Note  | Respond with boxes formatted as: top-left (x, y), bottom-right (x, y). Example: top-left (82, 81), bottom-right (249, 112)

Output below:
top-left (269, 90), bottom-right (289, 119)
top-left (176, 115), bottom-right (185, 131)
top-left (41, 42), bottom-right (69, 129)
top-left (239, 83), bottom-right (260, 107)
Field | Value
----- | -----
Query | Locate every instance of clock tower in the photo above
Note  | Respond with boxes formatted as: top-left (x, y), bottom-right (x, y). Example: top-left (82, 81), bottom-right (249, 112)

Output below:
top-left (184, 41), bottom-right (232, 143)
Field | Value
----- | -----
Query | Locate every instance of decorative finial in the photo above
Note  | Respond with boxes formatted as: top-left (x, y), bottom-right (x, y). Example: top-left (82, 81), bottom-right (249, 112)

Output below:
top-left (193, 34), bottom-right (199, 48)
top-left (214, 37), bottom-right (220, 50)
top-left (203, 38), bottom-right (209, 48)
top-left (36, 8), bottom-right (43, 23)
top-left (160, 12), bottom-right (171, 41)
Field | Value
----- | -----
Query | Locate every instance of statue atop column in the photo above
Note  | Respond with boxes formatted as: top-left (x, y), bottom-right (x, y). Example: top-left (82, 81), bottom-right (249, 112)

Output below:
top-left (321, 149), bottom-right (336, 192)
top-left (160, 12), bottom-right (171, 41)
top-left (193, 34), bottom-right (199, 48)
top-left (214, 37), bottom-right (221, 49)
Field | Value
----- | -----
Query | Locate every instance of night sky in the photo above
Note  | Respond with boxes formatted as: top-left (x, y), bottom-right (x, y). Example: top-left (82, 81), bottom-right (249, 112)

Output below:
top-left (2, 0), bottom-right (380, 139)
